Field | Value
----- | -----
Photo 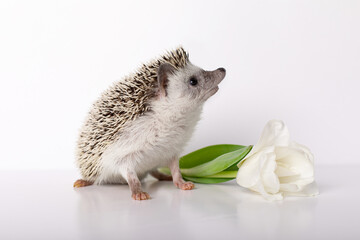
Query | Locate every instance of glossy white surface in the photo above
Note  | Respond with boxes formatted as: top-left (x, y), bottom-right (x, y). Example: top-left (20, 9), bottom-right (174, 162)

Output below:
top-left (1, 166), bottom-right (359, 240)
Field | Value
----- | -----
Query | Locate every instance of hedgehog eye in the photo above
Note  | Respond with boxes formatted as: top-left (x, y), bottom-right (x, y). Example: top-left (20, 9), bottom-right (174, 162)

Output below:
top-left (189, 77), bottom-right (198, 86)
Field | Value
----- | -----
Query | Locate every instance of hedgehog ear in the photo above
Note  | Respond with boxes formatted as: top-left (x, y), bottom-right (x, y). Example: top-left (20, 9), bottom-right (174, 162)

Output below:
top-left (157, 63), bottom-right (176, 98)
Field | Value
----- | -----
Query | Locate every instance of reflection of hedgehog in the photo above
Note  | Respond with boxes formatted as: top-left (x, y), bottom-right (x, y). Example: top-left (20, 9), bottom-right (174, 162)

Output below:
top-left (74, 47), bottom-right (226, 200)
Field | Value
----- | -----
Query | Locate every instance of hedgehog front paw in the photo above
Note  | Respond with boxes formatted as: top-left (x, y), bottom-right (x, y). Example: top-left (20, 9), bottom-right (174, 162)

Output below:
top-left (132, 192), bottom-right (151, 200)
top-left (175, 181), bottom-right (195, 190)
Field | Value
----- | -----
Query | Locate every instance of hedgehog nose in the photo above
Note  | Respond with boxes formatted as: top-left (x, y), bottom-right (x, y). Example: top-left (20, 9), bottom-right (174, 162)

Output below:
top-left (217, 67), bottom-right (226, 73)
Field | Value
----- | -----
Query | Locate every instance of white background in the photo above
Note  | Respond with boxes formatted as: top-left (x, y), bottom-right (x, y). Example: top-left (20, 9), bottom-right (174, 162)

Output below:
top-left (0, 0), bottom-right (359, 170)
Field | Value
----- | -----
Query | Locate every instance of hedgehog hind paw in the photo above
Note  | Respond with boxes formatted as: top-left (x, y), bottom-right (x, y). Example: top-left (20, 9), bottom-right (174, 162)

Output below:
top-left (73, 179), bottom-right (94, 188)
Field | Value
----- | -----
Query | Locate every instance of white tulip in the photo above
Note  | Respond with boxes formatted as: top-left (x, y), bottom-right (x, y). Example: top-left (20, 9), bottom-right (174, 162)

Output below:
top-left (236, 120), bottom-right (319, 200)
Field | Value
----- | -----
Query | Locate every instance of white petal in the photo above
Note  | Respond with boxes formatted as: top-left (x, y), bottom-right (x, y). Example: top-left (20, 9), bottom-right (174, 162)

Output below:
top-left (278, 175), bottom-right (302, 183)
top-left (275, 146), bottom-right (314, 180)
top-left (284, 181), bottom-right (319, 197)
top-left (236, 147), bottom-right (275, 188)
top-left (261, 152), bottom-right (280, 194)
top-left (237, 147), bottom-right (281, 198)
top-left (255, 119), bottom-right (291, 148)
top-left (250, 181), bottom-right (283, 201)
top-left (275, 165), bottom-right (298, 178)
top-left (291, 141), bottom-right (315, 164)
top-left (243, 120), bottom-right (291, 161)
top-left (236, 152), bottom-right (263, 188)
top-left (280, 177), bottom-right (315, 192)
top-left (280, 183), bottom-right (301, 192)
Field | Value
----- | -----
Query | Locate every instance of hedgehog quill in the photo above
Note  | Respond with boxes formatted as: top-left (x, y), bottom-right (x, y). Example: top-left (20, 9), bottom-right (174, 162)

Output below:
top-left (74, 47), bottom-right (226, 200)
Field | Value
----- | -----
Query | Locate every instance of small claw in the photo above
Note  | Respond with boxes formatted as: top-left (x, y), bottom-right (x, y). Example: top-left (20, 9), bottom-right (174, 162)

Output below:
top-left (175, 181), bottom-right (195, 190)
top-left (132, 192), bottom-right (151, 200)
top-left (181, 182), bottom-right (195, 190)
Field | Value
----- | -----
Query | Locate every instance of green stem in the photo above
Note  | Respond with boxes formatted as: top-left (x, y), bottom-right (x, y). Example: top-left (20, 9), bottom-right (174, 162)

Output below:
top-left (205, 171), bottom-right (238, 178)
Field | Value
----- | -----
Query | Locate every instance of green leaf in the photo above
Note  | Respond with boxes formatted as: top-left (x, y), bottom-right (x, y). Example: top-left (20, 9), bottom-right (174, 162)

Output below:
top-left (224, 162), bottom-right (241, 171)
top-left (183, 176), bottom-right (233, 184)
top-left (180, 145), bottom-right (252, 177)
top-left (179, 144), bottom-right (247, 169)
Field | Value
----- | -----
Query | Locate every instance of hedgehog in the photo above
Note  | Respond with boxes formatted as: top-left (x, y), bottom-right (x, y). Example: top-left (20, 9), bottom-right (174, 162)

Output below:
top-left (74, 47), bottom-right (226, 200)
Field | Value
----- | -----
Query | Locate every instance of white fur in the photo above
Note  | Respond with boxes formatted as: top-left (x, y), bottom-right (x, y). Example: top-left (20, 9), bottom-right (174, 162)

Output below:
top-left (97, 97), bottom-right (203, 184)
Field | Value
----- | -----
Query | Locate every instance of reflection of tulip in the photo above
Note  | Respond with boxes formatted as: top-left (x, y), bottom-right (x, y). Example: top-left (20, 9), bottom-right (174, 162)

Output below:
top-left (236, 120), bottom-right (319, 200)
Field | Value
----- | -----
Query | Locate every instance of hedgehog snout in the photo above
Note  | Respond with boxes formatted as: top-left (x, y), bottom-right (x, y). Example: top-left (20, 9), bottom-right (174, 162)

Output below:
top-left (216, 67), bottom-right (226, 82)
top-left (209, 67), bottom-right (226, 86)
top-left (217, 67), bottom-right (226, 73)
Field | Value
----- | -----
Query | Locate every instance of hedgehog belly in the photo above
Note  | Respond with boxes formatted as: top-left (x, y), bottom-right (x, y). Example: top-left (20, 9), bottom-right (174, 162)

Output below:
top-left (94, 108), bottom-right (200, 185)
